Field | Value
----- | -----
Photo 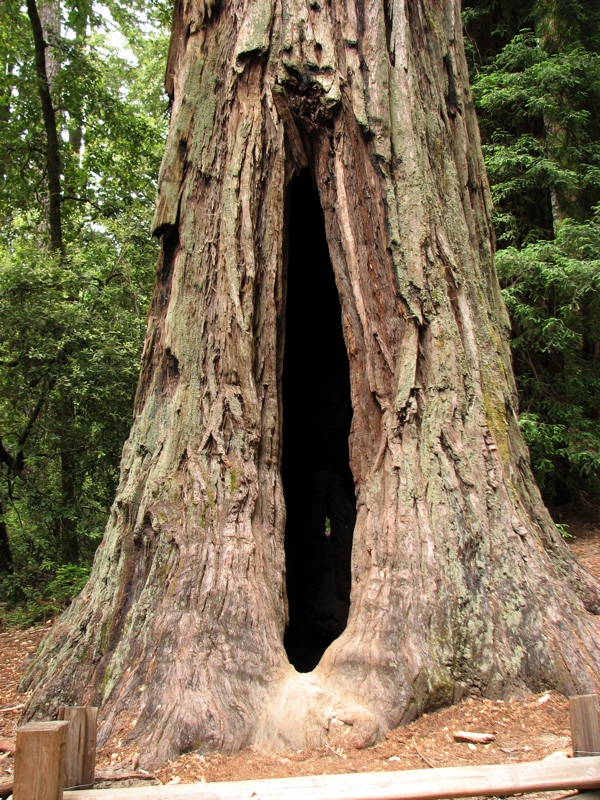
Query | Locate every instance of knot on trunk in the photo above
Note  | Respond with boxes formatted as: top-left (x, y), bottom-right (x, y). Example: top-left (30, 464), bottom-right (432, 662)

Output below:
top-left (277, 66), bottom-right (339, 131)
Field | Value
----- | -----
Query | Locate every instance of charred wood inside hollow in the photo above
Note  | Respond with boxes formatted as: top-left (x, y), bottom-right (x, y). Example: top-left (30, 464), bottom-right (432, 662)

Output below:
top-left (282, 170), bottom-right (356, 673)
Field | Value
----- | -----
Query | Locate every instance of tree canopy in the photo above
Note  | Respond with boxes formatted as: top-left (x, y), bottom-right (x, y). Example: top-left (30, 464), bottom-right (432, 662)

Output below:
top-left (0, 0), bottom-right (169, 619)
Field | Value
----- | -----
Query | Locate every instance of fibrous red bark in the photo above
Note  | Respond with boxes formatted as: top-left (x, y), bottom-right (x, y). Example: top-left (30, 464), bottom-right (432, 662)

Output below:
top-left (22, 0), bottom-right (600, 767)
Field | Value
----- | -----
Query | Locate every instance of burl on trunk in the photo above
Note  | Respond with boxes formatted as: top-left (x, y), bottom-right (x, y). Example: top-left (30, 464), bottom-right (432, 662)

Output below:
top-left (22, 0), bottom-right (600, 767)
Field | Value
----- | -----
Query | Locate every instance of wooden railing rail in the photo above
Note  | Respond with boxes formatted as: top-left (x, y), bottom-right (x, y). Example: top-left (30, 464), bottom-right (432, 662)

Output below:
top-left (9, 695), bottom-right (600, 800)
top-left (64, 756), bottom-right (600, 800)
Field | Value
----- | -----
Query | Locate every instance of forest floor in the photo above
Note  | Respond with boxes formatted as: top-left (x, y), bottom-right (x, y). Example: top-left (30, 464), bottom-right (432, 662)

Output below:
top-left (0, 515), bottom-right (599, 790)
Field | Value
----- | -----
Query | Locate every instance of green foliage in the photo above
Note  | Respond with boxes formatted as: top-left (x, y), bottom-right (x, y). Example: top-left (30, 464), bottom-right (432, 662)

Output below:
top-left (473, 33), bottom-right (600, 246)
top-left (0, 230), bottom-right (153, 559)
top-left (533, 0), bottom-right (600, 54)
top-left (464, 1), bottom-right (600, 511)
top-left (0, 561), bottom-right (91, 627)
top-left (46, 563), bottom-right (91, 604)
top-left (0, 0), bottom-right (169, 612)
top-left (462, 0), bottom-right (537, 68)
top-left (497, 214), bottom-right (600, 505)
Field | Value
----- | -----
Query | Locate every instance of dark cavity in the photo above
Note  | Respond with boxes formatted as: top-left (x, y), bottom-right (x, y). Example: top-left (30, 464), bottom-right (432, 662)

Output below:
top-left (281, 169), bottom-right (357, 673)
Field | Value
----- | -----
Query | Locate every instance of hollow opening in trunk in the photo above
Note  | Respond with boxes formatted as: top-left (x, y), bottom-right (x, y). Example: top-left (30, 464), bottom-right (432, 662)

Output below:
top-left (281, 169), bottom-right (357, 673)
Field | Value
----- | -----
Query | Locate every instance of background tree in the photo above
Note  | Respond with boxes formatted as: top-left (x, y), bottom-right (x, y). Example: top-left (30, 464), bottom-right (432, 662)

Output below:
top-left (0, 0), bottom-right (169, 617)
top-left (22, 0), bottom-right (600, 768)
top-left (463, 0), bottom-right (600, 509)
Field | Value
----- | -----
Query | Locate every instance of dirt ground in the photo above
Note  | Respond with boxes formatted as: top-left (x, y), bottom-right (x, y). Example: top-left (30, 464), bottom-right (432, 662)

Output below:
top-left (0, 515), bottom-right (599, 788)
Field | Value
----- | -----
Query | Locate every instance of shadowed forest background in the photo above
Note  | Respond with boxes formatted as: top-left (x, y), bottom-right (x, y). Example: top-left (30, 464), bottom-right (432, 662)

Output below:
top-left (0, 0), bottom-right (598, 623)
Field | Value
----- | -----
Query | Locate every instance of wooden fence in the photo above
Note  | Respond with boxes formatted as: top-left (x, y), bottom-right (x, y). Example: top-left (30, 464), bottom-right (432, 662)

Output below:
top-left (9, 695), bottom-right (600, 800)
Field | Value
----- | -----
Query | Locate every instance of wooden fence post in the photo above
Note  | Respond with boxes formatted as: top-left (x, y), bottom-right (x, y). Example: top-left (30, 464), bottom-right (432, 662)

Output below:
top-left (570, 694), bottom-right (600, 757)
top-left (13, 721), bottom-right (69, 800)
top-left (58, 707), bottom-right (98, 790)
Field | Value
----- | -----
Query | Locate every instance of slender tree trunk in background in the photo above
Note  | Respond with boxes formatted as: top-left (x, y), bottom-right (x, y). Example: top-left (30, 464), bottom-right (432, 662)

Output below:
top-left (66, 2), bottom-right (91, 157)
top-left (0, 393), bottom-right (50, 575)
top-left (0, 59), bottom-right (11, 187)
top-left (38, 0), bottom-right (61, 92)
top-left (58, 462), bottom-right (79, 563)
top-left (26, 0), bottom-right (63, 255)
top-left (22, 0), bottom-right (600, 766)
top-left (58, 397), bottom-right (79, 565)
top-left (28, 0), bottom-right (80, 561)
top-left (0, 501), bottom-right (13, 574)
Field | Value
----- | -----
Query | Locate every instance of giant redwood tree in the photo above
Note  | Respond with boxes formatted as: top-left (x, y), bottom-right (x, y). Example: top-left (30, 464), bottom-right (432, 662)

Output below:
top-left (23, 0), bottom-right (600, 766)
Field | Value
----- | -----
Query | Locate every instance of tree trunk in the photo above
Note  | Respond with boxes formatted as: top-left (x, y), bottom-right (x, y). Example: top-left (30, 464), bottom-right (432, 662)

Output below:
top-left (27, 0), bottom-right (63, 255)
top-left (22, 0), bottom-right (600, 767)
top-left (0, 501), bottom-right (13, 574)
top-left (38, 0), bottom-right (61, 92)
top-left (58, 447), bottom-right (79, 565)
top-left (66, 2), bottom-right (91, 157)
